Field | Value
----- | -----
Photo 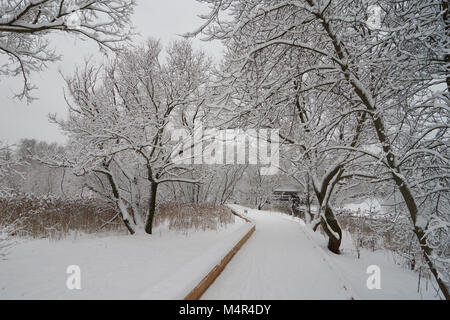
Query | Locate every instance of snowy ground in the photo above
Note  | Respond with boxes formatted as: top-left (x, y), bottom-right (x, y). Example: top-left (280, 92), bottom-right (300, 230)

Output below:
top-left (0, 205), bottom-right (441, 300)
top-left (0, 217), bottom-right (252, 299)
top-left (202, 205), bottom-right (441, 300)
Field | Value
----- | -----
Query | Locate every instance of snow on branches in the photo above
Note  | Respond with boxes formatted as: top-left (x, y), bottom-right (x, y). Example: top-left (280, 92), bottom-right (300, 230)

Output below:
top-left (0, 0), bottom-right (136, 102)
top-left (53, 39), bottom-right (213, 235)
top-left (190, 0), bottom-right (450, 298)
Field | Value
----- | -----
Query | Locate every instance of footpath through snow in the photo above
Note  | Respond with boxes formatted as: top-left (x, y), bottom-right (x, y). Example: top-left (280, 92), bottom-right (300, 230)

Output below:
top-left (202, 205), bottom-right (440, 300)
top-left (0, 205), bottom-right (439, 299)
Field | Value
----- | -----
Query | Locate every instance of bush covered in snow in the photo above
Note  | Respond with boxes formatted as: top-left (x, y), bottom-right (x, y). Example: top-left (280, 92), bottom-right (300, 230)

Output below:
top-left (338, 209), bottom-right (441, 287)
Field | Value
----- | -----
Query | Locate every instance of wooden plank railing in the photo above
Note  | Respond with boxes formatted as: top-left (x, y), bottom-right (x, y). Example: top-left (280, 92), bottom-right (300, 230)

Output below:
top-left (184, 209), bottom-right (255, 300)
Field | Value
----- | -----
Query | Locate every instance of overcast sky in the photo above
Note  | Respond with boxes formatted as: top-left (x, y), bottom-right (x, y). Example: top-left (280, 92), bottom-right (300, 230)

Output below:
top-left (0, 0), bottom-right (223, 145)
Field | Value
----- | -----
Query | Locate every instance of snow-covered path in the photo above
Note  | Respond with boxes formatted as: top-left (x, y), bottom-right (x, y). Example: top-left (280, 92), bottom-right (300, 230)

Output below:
top-left (202, 206), bottom-right (356, 300)
top-left (2, 205), bottom-right (437, 299)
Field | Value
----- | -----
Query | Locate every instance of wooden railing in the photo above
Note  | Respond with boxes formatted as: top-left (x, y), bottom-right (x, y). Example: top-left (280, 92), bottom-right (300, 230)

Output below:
top-left (184, 209), bottom-right (255, 300)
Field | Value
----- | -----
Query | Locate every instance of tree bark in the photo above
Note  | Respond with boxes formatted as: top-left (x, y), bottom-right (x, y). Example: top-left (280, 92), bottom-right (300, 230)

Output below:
top-left (312, 166), bottom-right (344, 254)
top-left (320, 206), bottom-right (342, 254)
top-left (308, 5), bottom-right (449, 296)
top-left (443, 1), bottom-right (450, 91)
top-left (371, 115), bottom-right (450, 300)
top-left (306, 175), bottom-right (312, 223)
top-left (101, 167), bottom-right (135, 235)
top-left (145, 181), bottom-right (158, 234)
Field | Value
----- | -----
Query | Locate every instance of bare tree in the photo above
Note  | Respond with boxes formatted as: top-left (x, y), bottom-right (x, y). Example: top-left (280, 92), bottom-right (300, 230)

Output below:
top-left (190, 0), bottom-right (449, 298)
top-left (55, 39), bottom-right (213, 234)
top-left (0, 0), bottom-right (136, 102)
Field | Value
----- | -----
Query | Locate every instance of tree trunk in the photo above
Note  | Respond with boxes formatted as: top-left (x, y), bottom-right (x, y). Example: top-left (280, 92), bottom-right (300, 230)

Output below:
top-left (306, 175), bottom-right (312, 223)
top-left (101, 167), bottom-right (135, 235)
top-left (443, 1), bottom-right (450, 91)
top-left (145, 181), bottom-right (158, 234)
top-left (311, 169), bottom-right (343, 254)
top-left (321, 206), bottom-right (342, 254)
top-left (311, 203), bottom-right (342, 254)
top-left (311, 7), bottom-right (449, 296)
top-left (362, 83), bottom-right (449, 300)
top-left (117, 199), bottom-right (136, 235)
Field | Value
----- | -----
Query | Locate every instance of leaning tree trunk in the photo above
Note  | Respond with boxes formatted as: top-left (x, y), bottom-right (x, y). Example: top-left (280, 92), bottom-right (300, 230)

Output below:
top-left (305, 175), bottom-right (312, 223)
top-left (312, 205), bottom-right (342, 254)
top-left (312, 168), bottom-right (344, 254)
top-left (145, 181), bottom-right (158, 234)
top-left (313, 5), bottom-right (449, 297)
top-left (443, 1), bottom-right (450, 91)
top-left (101, 167), bottom-right (135, 235)
top-left (371, 115), bottom-right (450, 300)
top-left (321, 206), bottom-right (342, 254)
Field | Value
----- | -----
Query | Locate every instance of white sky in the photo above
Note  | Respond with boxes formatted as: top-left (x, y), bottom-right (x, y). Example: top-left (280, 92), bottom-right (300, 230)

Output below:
top-left (0, 0), bottom-right (223, 145)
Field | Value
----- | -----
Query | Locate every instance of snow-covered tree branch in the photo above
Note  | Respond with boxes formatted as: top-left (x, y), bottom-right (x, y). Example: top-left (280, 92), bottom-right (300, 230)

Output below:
top-left (191, 0), bottom-right (450, 299)
top-left (0, 0), bottom-right (136, 102)
top-left (52, 39), bottom-right (213, 234)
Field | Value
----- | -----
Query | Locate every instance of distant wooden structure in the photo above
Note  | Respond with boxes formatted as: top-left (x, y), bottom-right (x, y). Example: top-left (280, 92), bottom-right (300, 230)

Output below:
top-left (273, 188), bottom-right (302, 202)
top-left (272, 188), bottom-right (305, 218)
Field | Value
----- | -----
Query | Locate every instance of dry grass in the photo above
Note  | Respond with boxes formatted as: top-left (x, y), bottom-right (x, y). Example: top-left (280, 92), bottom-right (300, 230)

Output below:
top-left (338, 213), bottom-right (402, 252)
top-left (0, 195), bottom-right (122, 240)
top-left (0, 195), bottom-right (236, 240)
top-left (154, 202), bottom-right (235, 232)
top-left (338, 211), bottom-right (427, 273)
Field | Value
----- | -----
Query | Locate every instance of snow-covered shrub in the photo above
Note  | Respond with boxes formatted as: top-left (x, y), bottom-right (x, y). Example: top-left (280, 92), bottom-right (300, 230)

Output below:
top-left (339, 213), bottom-right (381, 257)
top-left (339, 209), bottom-right (436, 278)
